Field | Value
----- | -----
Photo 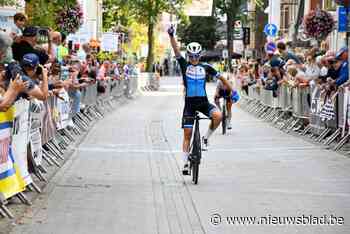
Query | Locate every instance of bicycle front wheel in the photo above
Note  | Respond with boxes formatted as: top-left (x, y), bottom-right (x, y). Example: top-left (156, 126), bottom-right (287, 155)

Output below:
top-left (192, 162), bottom-right (199, 184)
top-left (222, 101), bottom-right (227, 135)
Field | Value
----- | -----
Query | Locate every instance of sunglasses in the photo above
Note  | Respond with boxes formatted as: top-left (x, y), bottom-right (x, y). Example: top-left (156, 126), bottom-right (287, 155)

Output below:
top-left (188, 54), bottom-right (200, 59)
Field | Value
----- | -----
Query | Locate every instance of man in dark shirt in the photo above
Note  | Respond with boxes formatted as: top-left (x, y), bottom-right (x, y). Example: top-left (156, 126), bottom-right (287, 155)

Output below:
top-left (12, 26), bottom-right (51, 65)
top-left (334, 47), bottom-right (348, 87)
top-left (277, 41), bottom-right (302, 64)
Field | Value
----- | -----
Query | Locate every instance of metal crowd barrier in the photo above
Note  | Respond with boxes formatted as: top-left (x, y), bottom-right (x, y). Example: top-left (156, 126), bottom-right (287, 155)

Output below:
top-left (0, 75), bottom-right (138, 219)
top-left (139, 72), bottom-right (160, 91)
top-left (240, 82), bottom-right (350, 152)
top-left (291, 87), bottom-right (310, 119)
top-left (278, 84), bottom-right (292, 112)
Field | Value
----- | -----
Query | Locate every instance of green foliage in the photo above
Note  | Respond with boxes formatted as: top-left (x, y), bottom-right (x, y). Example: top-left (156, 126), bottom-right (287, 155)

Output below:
top-left (177, 16), bottom-right (222, 50)
top-left (102, 0), bottom-right (132, 31)
top-left (25, 0), bottom-right (78, 30)
top-left (96, 51), bottom-right (115, 62)
top-left (103, 0), bottom-right (187, 71)
top-left (0, 0), bottom-right (18, 6)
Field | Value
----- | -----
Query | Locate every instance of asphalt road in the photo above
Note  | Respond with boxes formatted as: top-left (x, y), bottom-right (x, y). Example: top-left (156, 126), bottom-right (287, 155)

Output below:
top-left (10, 76), bottom-right (350, 234)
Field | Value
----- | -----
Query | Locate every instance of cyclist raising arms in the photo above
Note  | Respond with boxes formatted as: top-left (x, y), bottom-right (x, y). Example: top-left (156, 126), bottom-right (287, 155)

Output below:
top-left (167, 26), bottom-right (232, 174)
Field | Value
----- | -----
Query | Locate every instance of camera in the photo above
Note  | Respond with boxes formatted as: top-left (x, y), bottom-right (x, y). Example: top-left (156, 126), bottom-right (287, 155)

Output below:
top-left (60, 66), bottom-right (69, 81)
top-left (37, 27), bottom-right (49, 36)
top-left (36, 66), bottom-right (43, 75)
top-left (4, 62), bottom-right (35, 92)
top-left (5, 62), bottom-right (25, 80)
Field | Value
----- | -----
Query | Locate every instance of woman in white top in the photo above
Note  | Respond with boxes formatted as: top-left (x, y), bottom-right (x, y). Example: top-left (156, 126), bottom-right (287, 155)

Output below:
top-left (305, 55), bottom-right (320, 80)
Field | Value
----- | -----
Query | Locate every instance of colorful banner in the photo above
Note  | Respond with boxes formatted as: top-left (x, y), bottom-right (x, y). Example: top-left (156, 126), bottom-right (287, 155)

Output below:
top-left (29, 100), bottom-right (44, 167)
top-left (0, 106), bottom-right (25, 199)
top-left (342, 87), bottom-right (350, 137)
top-left (12, 99), bottom-right (33, 186)
top-left (41, 99), bottom-right (56, 144)
top-left (56, 89), bottom-right (71, 130)
top-left (101, 33), bottom-right (119, 52)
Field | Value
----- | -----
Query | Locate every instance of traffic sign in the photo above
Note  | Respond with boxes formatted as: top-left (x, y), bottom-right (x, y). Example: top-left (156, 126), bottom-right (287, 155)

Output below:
top-left (264, 24), bottom-right (278, 37)
top-left (233, 28), bottom-right (243, 40)
top-left (243, 27), bottom-right (250, 45)
top-left (338, 6), bottom-right (349, 32)
top-left (265, 42), bottom-right (276, 54)
top-left (222, 49), bottom-right (228, 59)
top-left (233, 20), bottom-right (243, 40)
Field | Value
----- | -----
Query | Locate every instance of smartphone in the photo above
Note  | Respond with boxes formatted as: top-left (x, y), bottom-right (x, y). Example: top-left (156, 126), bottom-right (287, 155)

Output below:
top-left (60, 66), bottom-right (69, 81)
top-left (36, 66), bottom-right (43, 76)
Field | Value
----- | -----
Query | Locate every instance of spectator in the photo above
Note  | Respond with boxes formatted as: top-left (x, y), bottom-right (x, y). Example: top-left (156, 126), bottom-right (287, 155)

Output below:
top-left (302, 55), bottom-right (320, 87)
top-left (12, 26), bottom-right (51, 65)
top-left (67, 64), bottom-right (84, 115)
top-left (285, 66), bottom-right (298, 86)
top-left (277, 41), bottom-right (302, 64)
top-left (260, 64), bottom-right (271, 85)
top-left (334, 47), bottom-right (348, 87)
top-left (237, 64), bottom-right (249, 95)
top-left (49, 31), bottom-right (62, 60)
top-left (77, 43), bottom-right (90, 62)
top-left (10, 13), bottom-right (27, 40)
top-left (317, 41), bottom-right (329, 57)
top-left (163, 58), bottom-right (169, 76)
top-left (0, 66), bottom-right (29, 111)
top-left (20, 53), bottom-right (49, 100)
top-left (0, 31), bottom-right (13, 63)
top-left (81, 54), bottom-right (97, 80)
top-left (97, 60), bottom-right (110, 81)
top-left (114, 62), bottom-right (121, 80)
top-left (57, 32), bottom-right (69, 63)
top-left (123, 61), bottom-right (131, 80)
top-left (265, 61), bottom-right (282, 96)
top-left (322, 52), bottom-right (339, 82)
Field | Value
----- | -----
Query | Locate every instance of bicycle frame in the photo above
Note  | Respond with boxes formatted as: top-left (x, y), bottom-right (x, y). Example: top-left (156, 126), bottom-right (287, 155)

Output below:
top-left (189, 112), bottom-right (202, 163)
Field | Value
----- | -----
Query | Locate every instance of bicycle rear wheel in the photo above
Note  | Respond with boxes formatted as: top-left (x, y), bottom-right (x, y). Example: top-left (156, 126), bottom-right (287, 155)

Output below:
top-left (222, 101), bottom-right (227, 135)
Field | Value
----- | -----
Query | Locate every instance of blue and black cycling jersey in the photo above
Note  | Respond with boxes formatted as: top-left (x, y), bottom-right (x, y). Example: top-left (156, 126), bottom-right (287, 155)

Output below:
top-left (177, 56), bottom-right (220, 100)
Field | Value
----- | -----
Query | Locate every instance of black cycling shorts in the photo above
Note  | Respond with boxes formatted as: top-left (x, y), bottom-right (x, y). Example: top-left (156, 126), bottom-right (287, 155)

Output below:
top-left (182, 98), bottom-right (217, 129)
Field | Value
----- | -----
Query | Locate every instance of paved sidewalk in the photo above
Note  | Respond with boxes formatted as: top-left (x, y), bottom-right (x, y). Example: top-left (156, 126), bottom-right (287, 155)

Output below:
top-left (10, 77), bottom-right (350, 234)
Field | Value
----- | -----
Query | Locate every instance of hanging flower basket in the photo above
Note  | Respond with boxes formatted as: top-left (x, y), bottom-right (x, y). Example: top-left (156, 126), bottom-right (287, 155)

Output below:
top-left (303, 9), bottom-right (335, 41)
top-left (55, 3), bottom-right (84, 34)
top-left (333, 0), bottom-right (349, 6)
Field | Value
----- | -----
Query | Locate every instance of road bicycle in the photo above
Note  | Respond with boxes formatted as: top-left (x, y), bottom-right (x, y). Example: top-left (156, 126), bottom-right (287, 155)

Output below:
top-left (186, 111), bottom-right (210, 184)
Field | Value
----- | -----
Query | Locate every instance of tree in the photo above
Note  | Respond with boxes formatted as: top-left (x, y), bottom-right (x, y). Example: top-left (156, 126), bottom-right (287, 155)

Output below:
top-left (215, 0), bottom-right (244, 72)
top-left (128, 0), bottom-right (187, 72)
top-left (102, 0), bottom-right (132, 31)
top-left (176, 16), bottom-right (222, 51)
top-left (215, 0), bottom-right (264, 71)
top-left (104, 0), bottom-right (186, 72)
top-left (0, 0), bottom-right (18, 6)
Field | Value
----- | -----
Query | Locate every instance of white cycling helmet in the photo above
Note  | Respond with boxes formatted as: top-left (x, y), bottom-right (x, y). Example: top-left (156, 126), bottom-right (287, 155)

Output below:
top-left (186, 42), bottom-right (202, 55)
